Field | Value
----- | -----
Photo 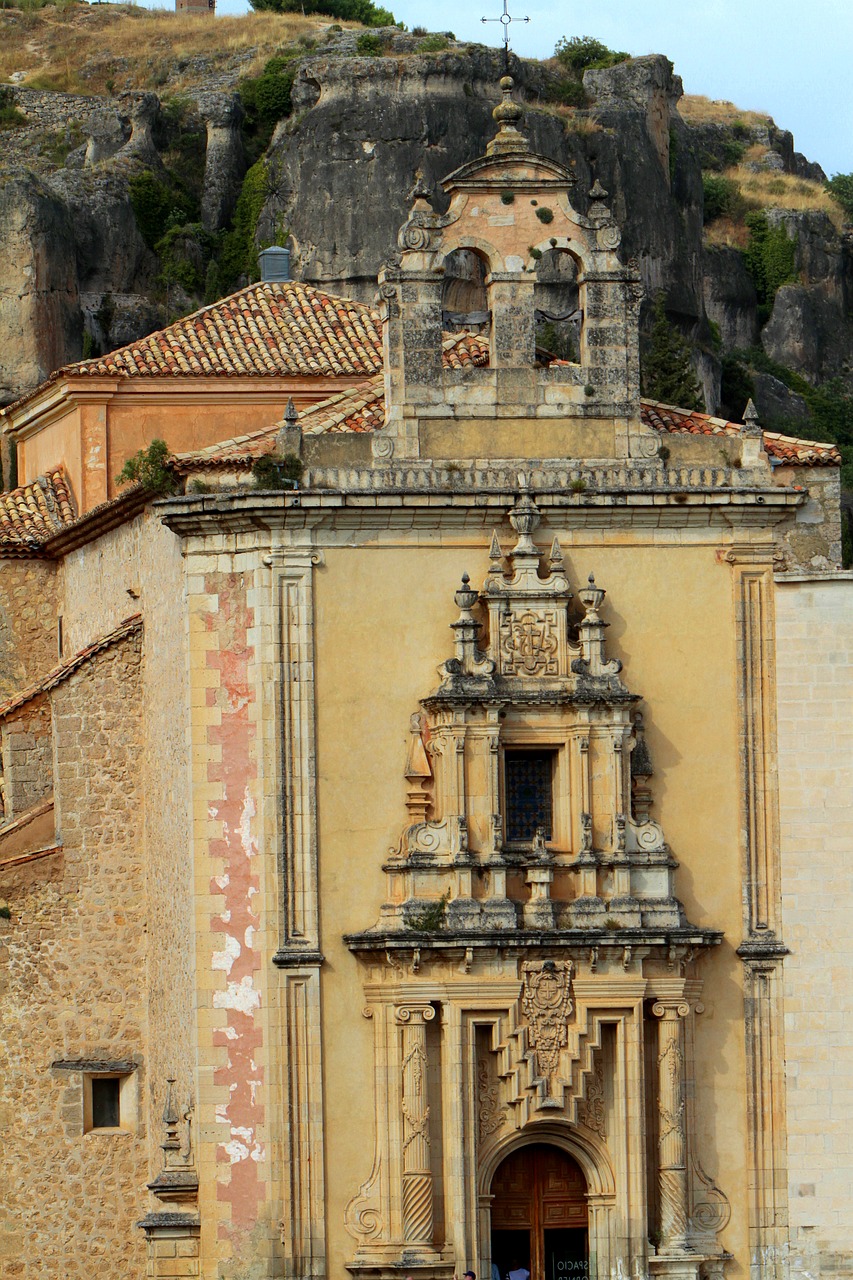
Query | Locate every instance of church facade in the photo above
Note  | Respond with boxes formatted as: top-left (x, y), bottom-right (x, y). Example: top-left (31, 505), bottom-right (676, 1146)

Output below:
top-left (0, 81), bottom-right (850, 1280)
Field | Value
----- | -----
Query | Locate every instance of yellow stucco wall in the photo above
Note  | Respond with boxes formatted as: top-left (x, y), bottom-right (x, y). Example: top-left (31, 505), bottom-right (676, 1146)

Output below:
top-left (312, 530), bottom-right (749, 1276)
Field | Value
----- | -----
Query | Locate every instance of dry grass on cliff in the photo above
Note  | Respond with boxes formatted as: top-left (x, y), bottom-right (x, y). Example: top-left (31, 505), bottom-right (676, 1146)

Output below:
top-left (678, 94), bottom-right (772, 129)
top-left (728, 149), bottom-right (843, 227)
top-left (0, 3), bottom-right (333, 95)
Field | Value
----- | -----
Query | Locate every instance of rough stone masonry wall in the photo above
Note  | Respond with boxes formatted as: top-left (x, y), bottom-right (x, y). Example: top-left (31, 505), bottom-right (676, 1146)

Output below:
top-left (138, 513), bottom-right (196, 1187)
top-left (776, 574), bottom-right (853, 1280)
top-left (0, 559), bottom-right (58, 700)
top-left (2, 694), bottom-right (52, 820)
top-left (0, 630), bottom-right (148, 1280)
top-left (61, 511), bottom-right (197, 1187)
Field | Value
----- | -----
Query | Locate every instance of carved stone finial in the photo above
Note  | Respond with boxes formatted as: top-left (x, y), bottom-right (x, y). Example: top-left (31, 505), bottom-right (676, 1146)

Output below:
top-left (508, 484), bottom-right (541, 554)
top-left (587, 178), bottom-right (612, 226)
top-left (631, 711), bottom-right (654, 779)
top-left (572, 574), bottom-right (624, 681)
top-left (487, 75), bottom-right (528, 156)
top-left (408, 170), bottom-right (432, 206)
top-left (548, 536), bottom-right (565, 573)
top-left (488, 530), bottom-right (504, 575)
top-left (405, 715), bottom-right (432, 824)
top-left (276, 398), bottom-right (301, 455)
top-left (742, 398), bottom-right (762, 437)
top-left (162, 1077), bottom-right (180, 1149)
top-left (578, 573), bottom-right (605, 620)
top-left (454, 572), bottom-right (479, 613)
top-left (442, 571), bottom-right (496, 683)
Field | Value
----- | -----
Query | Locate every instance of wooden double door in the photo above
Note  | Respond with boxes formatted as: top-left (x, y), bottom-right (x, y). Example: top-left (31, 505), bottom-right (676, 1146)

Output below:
top-left (490, 1144), bottom-right (589, 1280)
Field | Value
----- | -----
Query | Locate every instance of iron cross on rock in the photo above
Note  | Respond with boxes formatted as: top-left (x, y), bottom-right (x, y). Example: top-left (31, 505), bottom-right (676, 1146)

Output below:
top-left (481, 0), bottom-right (530, 69)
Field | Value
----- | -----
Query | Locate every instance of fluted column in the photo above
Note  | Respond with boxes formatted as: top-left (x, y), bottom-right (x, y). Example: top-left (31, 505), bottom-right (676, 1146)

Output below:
top-left (652, 1000), bottom-right (691, 1254)
top-left (397, 1004), bottom-right (437, 1258)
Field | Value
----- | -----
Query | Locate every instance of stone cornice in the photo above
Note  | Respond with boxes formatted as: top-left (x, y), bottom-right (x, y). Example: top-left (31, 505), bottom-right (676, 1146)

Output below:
top-left (157, 475), bottom-right (804, 538)
top-left (345, 926), bottom-right (723, 956)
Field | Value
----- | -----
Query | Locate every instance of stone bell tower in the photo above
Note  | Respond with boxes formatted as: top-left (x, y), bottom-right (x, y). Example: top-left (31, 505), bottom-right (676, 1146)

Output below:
top-left (376, 76), bottom-right (653, 462)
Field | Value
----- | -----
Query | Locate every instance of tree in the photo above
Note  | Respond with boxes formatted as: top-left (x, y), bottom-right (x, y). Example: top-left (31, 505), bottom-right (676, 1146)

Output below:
top-left (826, 173), bottom-right (853, 222)
top-left (554, 35), bottom-right (629, 74)
top-left (248, 0), bottom-right (396, 24)
top-left (640, 294), bottom-right (704, 411)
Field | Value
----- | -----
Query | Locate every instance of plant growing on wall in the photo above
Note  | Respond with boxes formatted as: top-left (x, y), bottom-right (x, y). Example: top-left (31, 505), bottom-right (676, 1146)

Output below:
top-left (115, 439), bottom-right (180, 496)
top-left (404, 891), bottom-right (450, 934)
top-left (251, 453), bottom-right (304, 489)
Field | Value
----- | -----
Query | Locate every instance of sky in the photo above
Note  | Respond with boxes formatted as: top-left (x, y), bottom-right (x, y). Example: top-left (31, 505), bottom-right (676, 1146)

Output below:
top-left (209, 0), bottom-right (852, 176)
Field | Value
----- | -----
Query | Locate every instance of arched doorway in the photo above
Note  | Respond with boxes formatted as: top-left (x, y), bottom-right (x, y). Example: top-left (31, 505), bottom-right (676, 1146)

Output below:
top-left (490, 1144), bottom-right (588, 1280)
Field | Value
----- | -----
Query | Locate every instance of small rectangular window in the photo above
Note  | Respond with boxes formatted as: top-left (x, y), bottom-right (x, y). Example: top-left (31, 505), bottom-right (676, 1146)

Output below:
top-left (90, 1076), bottom-right (120, 1129)
top-left (504, 750), bottom-right (554, 844)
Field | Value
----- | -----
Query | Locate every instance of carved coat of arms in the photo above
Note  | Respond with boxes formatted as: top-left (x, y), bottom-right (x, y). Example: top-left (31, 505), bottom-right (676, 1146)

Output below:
top-left (521, 959), bottom-right (574, 1077)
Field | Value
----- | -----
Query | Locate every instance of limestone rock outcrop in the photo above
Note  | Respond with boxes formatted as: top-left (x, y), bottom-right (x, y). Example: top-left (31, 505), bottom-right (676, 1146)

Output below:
top-left (0, 47), bottom-right (850, 417)
top-left (0, 173), bottom-right (81, 405)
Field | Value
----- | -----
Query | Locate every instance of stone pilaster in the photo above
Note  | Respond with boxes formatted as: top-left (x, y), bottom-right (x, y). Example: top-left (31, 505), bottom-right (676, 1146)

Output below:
top-left (267, 547), bottom-right (328, 1277)
top-left (729, 549), bottom-right (789, 1280)
top-left (397, 1004), bottom-right (438, 1262)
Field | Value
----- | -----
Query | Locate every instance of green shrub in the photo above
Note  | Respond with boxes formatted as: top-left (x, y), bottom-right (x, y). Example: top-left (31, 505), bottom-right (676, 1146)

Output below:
top-left (115, 439), bottom-right (179, 496)
top-left (248, 0), bottom-right (396, 25)
top-left (743, 211), bottom-right (797, 323)
top-left (0, 86), bottom-right (26, 130)
top-left (416, 34), bottom-right (448, 52)
top-left (155, 223), bottom-right (217, 297)
top-left (826, 172), bottom-right (853, 221)
top-left (544, 77), bottom-right (587, 108)
top-left (554, 35), bottom-right (629, 74)
top-left (129, 170), bottom-right (198, 251)
top-left (33, 120), bottom-right (86, 166)
top-left (535, 206), bottom-right (554, 224)
top-left (721, 137), bottom-right (747, 168)
top-left (640, 293), bottom-right (703, 411)
top-left (239, 55), bottom-right (298, 146)
top-left (355, 31), bottom-right (384, 55)
top-left (252, 453), bottom-right (304, 489)
top-left (702, 173), bottom-right (751, 225)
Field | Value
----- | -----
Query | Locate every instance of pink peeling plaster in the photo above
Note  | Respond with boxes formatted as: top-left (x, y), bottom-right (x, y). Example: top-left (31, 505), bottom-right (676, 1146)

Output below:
top-left (203, 574), bottom-right (266, 1235)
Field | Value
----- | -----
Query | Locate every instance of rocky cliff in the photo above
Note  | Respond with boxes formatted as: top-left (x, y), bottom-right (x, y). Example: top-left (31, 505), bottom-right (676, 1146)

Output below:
top-left (1, 19), bottom-right (850, 446)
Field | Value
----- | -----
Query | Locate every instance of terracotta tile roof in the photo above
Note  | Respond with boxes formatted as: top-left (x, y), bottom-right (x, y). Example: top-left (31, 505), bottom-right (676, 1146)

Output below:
top-left (0, 614), bottom-right (143, 720)
top-left (0, 468), bottom-right (77, 553)
top-left (640, 399), bottom-right (841, 467)
top-left (77, 281), bottom-right (384, 378)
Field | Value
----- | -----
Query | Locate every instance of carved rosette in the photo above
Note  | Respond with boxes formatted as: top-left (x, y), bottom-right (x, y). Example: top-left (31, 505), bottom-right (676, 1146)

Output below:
top-left (397, 1005), bottom-right (436, 1252)
top-left (653, 1000), bottom-right (691, 1253)
top-left (521, 960), bottom-right (574, 1080)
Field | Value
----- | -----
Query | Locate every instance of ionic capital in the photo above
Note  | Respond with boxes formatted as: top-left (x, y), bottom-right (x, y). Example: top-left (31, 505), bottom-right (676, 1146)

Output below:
top-left (396, 1004), bottom-right (437, 1026)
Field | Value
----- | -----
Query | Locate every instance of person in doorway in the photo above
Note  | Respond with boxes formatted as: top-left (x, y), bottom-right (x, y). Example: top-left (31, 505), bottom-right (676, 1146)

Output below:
top-left (508, 1260), bottom-right (530, 1280)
